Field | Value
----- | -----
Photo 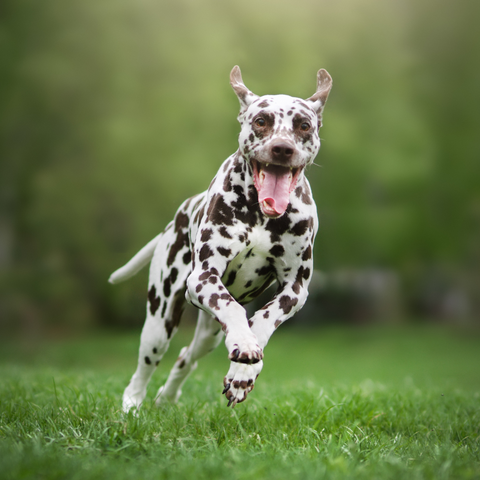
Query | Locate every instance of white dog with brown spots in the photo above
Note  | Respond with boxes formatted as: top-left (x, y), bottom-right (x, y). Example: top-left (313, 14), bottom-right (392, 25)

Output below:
top-left (109, 66), bottom-right (332, 410)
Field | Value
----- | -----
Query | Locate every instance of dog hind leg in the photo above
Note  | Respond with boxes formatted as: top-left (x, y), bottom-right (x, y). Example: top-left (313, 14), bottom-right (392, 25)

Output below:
top-left (122, 310), bottom-right (171, 412)
top-left (155, 309), bottom-right (224, 405)
top-left (122, 231), bottom-right (190, 412)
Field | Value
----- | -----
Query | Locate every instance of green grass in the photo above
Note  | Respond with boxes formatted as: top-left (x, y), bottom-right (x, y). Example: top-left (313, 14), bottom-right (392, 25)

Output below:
top-left (1, 324), bottom-right (479, 479)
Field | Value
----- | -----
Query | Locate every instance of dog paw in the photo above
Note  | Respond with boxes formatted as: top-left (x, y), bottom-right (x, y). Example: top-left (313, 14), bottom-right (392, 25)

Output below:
top-left (222, 361), bottom-right (263, 407)
top-left (226, 333), bottom-right (263, 364)
top-left (122, 389), bottom-right (145, 413)
top-left (154, 385), bottom-right (182, 406)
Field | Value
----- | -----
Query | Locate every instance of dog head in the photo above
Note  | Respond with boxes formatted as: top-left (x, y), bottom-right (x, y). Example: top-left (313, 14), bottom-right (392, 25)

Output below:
top-left (230, 66), bottom-right (332, 218)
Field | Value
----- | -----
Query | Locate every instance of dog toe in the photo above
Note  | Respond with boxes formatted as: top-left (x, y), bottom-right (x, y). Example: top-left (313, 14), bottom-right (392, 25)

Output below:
top-left (222, 361), bottom-right (263, 406)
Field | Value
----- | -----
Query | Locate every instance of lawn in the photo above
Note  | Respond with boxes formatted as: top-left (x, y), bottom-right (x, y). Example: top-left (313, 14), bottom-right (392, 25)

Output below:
top-left (1, 324), bottom-right (479, 479)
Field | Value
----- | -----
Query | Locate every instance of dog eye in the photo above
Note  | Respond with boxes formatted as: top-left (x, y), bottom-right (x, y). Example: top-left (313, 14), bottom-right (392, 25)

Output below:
top-left (255, 118), bottom-right (266, 127)
top-left (300, 122), bottom-right (310, 131)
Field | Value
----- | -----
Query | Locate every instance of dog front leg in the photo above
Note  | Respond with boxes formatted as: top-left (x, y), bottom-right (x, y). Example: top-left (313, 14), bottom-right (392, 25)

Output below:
top-left (186, 269), bottom-right (263, 364)
top-left (221, 280), bottom-right (309, 406)
top-left (251, 280), bottom-right (310, 349)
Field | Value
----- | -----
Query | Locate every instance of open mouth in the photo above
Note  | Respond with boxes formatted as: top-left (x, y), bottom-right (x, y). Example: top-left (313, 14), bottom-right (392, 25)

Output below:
top-left (252, 160), bottom-right (302, 218)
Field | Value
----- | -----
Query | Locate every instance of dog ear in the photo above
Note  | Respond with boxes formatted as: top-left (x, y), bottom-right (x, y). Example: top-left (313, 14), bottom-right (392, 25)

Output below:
top-left (230, 66), bottom-right (259, 115)
top-left (307, 69), bottom-right (332, 128)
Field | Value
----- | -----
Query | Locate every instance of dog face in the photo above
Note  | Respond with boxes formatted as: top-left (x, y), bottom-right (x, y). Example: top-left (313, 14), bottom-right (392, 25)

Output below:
top-left (238, 94), bottom-right (321, 218)
top-left (230, 67), bottom-right (332, 218)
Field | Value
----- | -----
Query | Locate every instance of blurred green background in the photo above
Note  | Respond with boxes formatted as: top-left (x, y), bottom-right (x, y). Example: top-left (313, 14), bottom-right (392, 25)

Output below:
top-left (1, 0), bottom-right (479, 336)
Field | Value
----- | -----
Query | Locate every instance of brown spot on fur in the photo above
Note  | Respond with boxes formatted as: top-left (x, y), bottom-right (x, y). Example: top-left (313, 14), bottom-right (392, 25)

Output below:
top-left (221, 293), bottom-right (232, 302)
top-left (269, 244), bottom-right (285, 257)
top-left (148, 285), bottom-right (160, 316)
top-left (302, 191), bottom-right (312, 205)
top-left (219, 226), bottom-right (232, 239)
top-left (217, 246), bottom-right (231, 257)
top-left (165, 289), bottom-right (185, 338)
top-left (293, 266), bottom-right (305, 294)
top-left (223, 174), bottom-right (232, 192)
top-left (279, 295), bottom-right (298, 314)
top-left (163, 278), bottom-right (171, 297)
top-left (303, 267), bottom-right (311, 280)
top-left (302, 245), bottom-right (312, 261)
top-left (167, 229), bottom-right (189, 267)
top-left (207, 194), bottom-right (235, 226)
top-left (199, 244), bottom-right (214, 262)
top-left (285, 203), bottom-right (298, 213)
top-left (217, 318), bottom-right (228, 334)
top-left (274, 319), bottom-right (281, 328)
top-left (170, 267), bottom-right (178, 285)
top-left (265, 215), bottom-right (291, 243)
top-left (199, 267), bottom-right (219, 281)
top-left (201, 229), bottom-right (213, 242)
top-left (183, 251), bottom-right (192, 264)
top-left (209, 292), bottom-right (233, 310)
top-left (295, 185), bottom-right (312, 205)
top-left (290, 218), bottom-right (313, 236)
top-left (232, 153), bottom-right (244, 171)
top-left (209, 294), bottom-right (221, 310)
top-left (175, 212), bottom-right (189, 232)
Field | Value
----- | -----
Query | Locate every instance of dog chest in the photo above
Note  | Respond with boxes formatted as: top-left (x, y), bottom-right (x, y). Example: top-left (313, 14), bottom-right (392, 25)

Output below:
top-left (221, 225), bottom-right (278, 303)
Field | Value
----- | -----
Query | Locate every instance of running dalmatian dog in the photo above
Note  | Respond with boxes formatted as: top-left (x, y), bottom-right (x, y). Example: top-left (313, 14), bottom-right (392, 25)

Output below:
top-left (109, 66), bottom-right (332, 410)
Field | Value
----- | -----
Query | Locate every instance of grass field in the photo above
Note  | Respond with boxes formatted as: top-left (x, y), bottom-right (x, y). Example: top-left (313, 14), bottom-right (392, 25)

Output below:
top-left (1, 324), bottom-right (479, 479)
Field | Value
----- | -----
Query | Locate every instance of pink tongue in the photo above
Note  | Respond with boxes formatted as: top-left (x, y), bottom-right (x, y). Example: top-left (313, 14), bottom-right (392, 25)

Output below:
top-left (258, 164), bottom-right (292, 215)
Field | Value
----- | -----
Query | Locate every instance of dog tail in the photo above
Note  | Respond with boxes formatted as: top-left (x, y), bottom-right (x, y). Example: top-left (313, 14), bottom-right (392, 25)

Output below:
top-left (108, 234), bottom-right (162, 284)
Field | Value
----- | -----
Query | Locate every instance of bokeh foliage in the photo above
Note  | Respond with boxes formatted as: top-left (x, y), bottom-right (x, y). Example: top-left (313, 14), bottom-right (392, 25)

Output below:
top-left (1, 0), bottom-right (479, 331)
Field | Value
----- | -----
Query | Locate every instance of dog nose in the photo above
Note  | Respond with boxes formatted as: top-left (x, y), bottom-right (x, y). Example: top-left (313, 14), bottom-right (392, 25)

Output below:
top-left (271, 143), bottom-right (295, 161)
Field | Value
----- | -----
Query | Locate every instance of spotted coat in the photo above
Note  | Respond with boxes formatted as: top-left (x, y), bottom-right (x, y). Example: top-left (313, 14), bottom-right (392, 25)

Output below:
top-left (109, 66), bottom-right (332, 410)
